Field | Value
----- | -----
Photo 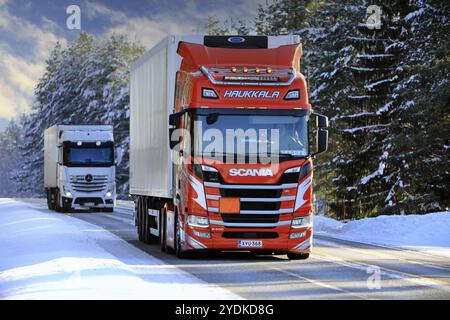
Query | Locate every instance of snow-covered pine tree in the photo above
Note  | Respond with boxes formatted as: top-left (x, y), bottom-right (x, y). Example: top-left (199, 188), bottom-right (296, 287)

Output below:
top-left (331, 1), bottom-right (411, 218)
top-left (382, 0), bottom-right (450, 214)
top-left (0, 120), bottom-right (24, 196)
top-left (16, 33), bottom-right (144, 197)
top-left (252, 0), bottom-right (449, 217)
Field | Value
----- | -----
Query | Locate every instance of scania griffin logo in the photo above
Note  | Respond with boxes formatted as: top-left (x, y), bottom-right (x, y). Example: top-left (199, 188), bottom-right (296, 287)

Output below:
top-left (229, 168), bottom-right (274, 177)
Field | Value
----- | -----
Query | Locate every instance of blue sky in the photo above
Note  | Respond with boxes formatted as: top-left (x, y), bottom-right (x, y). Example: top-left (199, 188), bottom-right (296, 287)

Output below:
top-left (0, 0), bottom-right (267, 131)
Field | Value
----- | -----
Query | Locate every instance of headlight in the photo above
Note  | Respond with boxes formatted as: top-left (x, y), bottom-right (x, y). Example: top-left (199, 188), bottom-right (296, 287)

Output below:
top-left (201, 165), bottom-right (218, 172)
top-left (62, 186), bottom-right (72, 198)
top-left (285, 166), bottom-right (301, 173)
top-left (193, 164), bottom-right (220, 182)
top-left (292, 216), bottom-right (312, 228)
top-left (187, 215), bottom-right (209, 228)
top-left (106, 191), bottom-right (112, 197)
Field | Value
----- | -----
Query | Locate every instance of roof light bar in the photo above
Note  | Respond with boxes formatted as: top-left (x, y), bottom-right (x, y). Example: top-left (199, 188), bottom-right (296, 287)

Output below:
top-left (223, 75), bottom-right (280, 82)
top-left (201, 66), bottom-right (296, 87)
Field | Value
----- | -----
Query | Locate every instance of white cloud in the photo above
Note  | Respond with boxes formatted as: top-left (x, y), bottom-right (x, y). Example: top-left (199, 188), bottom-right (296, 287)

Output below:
top-left (0, 0), bottom-right (267, 120)
top-left (86, 0), bottom-right (267, 49)
top-left (0, 3), bottom-right (66, 119)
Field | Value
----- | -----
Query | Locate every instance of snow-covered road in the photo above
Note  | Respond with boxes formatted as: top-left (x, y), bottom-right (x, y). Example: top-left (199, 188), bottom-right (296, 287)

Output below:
top-left (1, 198), bottom-right (449, 300)
top-left (0, 199), bottom-right (240, 299)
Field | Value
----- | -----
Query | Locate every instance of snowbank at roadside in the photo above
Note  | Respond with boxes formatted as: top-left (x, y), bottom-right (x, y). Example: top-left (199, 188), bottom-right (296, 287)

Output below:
top-left (314, 211), bottom-right (450, 257)
top-left (0, 198), bottom-right (240, 300)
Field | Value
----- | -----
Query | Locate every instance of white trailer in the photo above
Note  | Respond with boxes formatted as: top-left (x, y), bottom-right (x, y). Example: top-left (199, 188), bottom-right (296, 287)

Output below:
top-left (44, 125), bottom-right (116, 212)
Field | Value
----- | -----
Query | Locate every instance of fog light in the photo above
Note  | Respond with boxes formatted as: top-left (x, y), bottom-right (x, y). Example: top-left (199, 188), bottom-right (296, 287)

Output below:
top-left (187, 215), bottom-right (209, 228)
top-left (292, 216), bottom-right (312, 229)
top-left (193, 230), bottom-right (211, 238)
top-left (290, 231), bottom-right (306, 239)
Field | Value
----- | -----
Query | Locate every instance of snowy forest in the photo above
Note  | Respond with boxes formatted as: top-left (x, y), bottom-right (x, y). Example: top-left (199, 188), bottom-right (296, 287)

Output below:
top-left (0, 0), bottom-right (448, 219)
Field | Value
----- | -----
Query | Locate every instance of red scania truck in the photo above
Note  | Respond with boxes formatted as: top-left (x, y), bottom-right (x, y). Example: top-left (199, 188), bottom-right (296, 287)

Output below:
top-left (129, 35), bottom-right (328, 259)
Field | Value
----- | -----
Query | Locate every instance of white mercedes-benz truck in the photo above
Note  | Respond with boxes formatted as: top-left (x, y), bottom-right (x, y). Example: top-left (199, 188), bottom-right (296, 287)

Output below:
top-left (44, 125), bottom-right (116, 212)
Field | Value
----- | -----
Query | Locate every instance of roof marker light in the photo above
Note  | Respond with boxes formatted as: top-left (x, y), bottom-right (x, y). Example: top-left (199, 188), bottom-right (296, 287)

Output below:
top-left (243, 67), bottom-right (248, 73)
top-left (231, 67), bottom-right (237, 73)
top-left (202, 88), bottom-right (219, 99)
top-left (284, 89), bottom-right (300, 100)
top-left (267, 68), bottom-right (272, 74)
top-left (255, 68), bottom-right (260, 73)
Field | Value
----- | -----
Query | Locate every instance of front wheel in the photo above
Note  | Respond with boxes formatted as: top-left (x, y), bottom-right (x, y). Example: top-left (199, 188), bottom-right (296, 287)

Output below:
top-left (287, 252), bottom-right (310, 260)
top-left (174, 211), bottom-right (188, 259)
top-left (54, 190), bottom-right (66, 213)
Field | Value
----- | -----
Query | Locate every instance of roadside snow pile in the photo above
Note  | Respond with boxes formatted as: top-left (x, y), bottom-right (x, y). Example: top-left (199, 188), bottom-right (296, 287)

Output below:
top-left (315, 211), bottom-right (450, 256)
top-left (0, 199), bottom-right (240, 300)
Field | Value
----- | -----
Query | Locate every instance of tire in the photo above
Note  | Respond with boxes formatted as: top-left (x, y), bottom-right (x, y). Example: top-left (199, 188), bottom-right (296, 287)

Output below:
top-left (287, 252), bottom-right (310, 260)
top-left (137, 197), bottom-right (159, 244)
top-left (46, 189), bottom-right (53, 210)
top-left (54, 190), bottom-right (64, 213)
top-left (161, 207), bottom-right (174, 254)
top-left (160, 208), bottom-right (167, 252)
top-left (137, 197), bottom-right (148, 242)
top-left (174, 210), bottom-right (187, 259)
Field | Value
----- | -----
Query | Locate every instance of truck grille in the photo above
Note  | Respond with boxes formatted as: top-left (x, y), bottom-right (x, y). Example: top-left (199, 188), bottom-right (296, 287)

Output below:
top-left (204, 181), bottom-right (297, 228)
top-left (222, 214), bottom-right (279, 224)
top-left (70, 175), bottom-right (108, 193)
top-left (221, 188), bottom-right (281, 198)
top-left (222, 232), bottom-right (278, 239)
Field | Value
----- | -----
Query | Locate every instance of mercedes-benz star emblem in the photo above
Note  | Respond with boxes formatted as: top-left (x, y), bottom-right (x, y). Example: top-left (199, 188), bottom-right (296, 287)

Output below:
top-left (85, 174), bottom-right (93, 182)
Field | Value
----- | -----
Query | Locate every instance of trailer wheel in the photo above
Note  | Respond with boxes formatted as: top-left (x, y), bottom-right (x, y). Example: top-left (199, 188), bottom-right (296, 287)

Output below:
top-left (46, 189), bottom-right (55, 210)
top-left (137, 197), bottom-right (148, 242)
top-left (137, 197), bottom-right (159, 244)
top-left (287, 252), bottom-right (310, 260)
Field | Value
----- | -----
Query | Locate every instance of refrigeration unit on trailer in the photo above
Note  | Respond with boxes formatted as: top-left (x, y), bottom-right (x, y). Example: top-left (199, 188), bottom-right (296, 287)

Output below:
top-left (44, 125), bottom-right (116, 212)
top-left (129, 35), bottom-right (328, 259)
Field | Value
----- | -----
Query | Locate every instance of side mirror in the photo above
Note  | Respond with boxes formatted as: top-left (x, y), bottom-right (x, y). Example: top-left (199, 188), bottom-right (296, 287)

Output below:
top-left (169, 112), bottom-right (183, 150)
top-left (317, 127), bottom-right (328, 154)
top-left (310, 113), bottom-right (329, 157)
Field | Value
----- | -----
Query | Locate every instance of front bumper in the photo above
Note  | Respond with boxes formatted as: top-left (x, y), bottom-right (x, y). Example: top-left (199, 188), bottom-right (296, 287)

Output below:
top-left (62, 196), bottom-right (115, 209)
top-left (182, 225), bottom-right (313, 254)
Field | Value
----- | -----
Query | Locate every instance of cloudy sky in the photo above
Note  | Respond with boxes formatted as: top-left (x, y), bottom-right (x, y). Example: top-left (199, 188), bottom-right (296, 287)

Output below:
top-left (0, 0), bottom-right (267, 131)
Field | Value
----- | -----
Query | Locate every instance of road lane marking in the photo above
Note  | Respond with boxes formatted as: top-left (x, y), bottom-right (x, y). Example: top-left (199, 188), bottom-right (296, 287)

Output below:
top-left (311, 253), bottom-right (450, 292)
top-left (315, 238), bottom-right (450, 272)
top-left (267, 265), bottom-right (371, 300)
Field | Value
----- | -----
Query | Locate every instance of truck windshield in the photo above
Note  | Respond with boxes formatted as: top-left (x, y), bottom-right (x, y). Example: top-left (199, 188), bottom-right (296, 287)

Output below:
top-left (62, 142), bottom-right (114, 167)
top-left (192, 110), bottom-right (309, 163)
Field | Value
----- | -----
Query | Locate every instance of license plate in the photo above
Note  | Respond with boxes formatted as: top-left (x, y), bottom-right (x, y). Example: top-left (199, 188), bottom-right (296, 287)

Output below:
top-left (238, 240), bottom-right (263, 248)
top-left (84, 202), bottom-right (95, 206)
